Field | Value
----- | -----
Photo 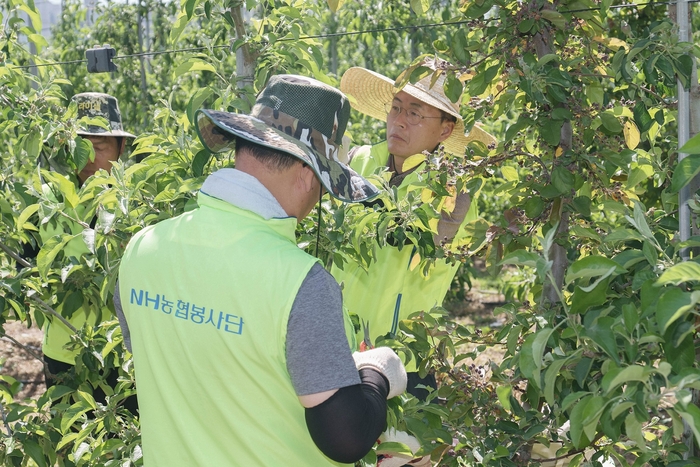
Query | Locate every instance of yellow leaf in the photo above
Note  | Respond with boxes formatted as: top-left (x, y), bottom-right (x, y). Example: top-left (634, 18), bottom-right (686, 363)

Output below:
top-left (623, 120), bottom-right (640, 149)
top-left (593, 36), bottom-right (628, 51)
top-left (421, 188), bottom-right (434, 204)
top-left (403, 154), bottom-right (426, 172)
top-left (443, 194), bottom-right (457, 213)
top-left (409, 252), bottom-right (421, 271)
top-left (555, 147), bottom-right (564, 158)
top-left (326, 0), bottom-right (345, 12)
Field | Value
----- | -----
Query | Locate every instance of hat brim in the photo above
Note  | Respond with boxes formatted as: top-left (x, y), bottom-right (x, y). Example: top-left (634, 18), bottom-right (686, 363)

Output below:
top-left (340, 67), bottom-right (497, 155)
top-left (77, 129), bottom-right (136, 138)
top-left (195, 109), bottom-right (379, 204)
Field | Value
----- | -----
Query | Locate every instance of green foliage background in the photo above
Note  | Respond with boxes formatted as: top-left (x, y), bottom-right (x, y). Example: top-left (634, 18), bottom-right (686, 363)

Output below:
top-left (3, 0), bottom-right (700, 465)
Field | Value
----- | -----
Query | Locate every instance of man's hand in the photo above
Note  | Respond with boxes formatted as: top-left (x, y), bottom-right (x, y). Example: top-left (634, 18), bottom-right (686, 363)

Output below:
top-left (352, 347), bottom-right (407, 399)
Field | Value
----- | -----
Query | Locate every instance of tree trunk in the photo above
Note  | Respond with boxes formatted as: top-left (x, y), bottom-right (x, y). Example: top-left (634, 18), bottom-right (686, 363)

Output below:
top-left (533, 18), bottom-right (573, 305)
top-left (136, 0), bottom-right (149, 126)
top-left (230, 2), bottom-right (255, 90)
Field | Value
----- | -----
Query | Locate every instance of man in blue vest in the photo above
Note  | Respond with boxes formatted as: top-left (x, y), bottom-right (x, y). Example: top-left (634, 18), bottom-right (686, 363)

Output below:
top-left (114, 75), bottom-right (408, 466)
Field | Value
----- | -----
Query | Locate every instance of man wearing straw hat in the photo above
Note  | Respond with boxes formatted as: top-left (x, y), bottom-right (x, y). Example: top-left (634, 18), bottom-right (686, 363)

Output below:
top-left (114, 75), bottom-right (408, 466)
top-left (332, 58), bottom-right (496, 394)
top-left (40, 92), bottom-right (138, 413)
top-left (329, 58), bottom-right (495, 467)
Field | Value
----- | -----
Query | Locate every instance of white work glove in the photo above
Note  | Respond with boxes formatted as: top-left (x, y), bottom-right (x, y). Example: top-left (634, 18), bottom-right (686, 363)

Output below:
top-left (352, 347), bottom-right (407, 399)
top-left (377, 429), bottom-right (431, 467)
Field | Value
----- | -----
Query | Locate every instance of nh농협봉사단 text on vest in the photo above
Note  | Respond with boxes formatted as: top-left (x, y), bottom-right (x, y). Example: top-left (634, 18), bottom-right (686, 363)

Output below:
top-left (129, 288), bottom-right (244, 335)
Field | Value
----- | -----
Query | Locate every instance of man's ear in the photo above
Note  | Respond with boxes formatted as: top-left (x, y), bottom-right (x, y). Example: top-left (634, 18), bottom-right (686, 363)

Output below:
top-left (118, 138), bottom-right (127, 157)
top-left (438, 120), bottom-right (455, 143)
top-left (298, 162), bottom-right (317, 193)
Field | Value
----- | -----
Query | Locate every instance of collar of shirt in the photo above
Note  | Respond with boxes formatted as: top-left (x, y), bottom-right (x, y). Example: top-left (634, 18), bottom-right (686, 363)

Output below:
top-left (200, 168), bottom-right (289, 220)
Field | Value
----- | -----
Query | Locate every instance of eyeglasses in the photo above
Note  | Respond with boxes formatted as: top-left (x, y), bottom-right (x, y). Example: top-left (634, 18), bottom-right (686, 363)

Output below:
top-left (384, 102), bottom-right (443, 125)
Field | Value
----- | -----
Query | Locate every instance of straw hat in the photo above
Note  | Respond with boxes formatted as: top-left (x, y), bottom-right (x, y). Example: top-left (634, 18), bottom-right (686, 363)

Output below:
top-left (340, 63), bottom-right (496, 156)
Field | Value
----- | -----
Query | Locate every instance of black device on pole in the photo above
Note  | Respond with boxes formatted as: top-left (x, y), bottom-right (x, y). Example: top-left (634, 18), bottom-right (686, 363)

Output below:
top-left (86, 45), bottom-right (117, 73)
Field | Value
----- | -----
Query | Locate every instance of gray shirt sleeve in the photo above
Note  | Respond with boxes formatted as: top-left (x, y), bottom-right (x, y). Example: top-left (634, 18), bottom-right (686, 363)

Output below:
top-left (113, 281), bottom-right (132, 353)
top-left (286, 263), bottom-right (361, 396)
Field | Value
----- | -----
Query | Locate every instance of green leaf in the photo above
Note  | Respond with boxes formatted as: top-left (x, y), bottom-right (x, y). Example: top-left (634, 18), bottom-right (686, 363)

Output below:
top-left (627, 200), bottom-right (655, 241)
top-left (676, 54), bottom-right (693, 90)
top-left (22, 439), bottom-right (47, 467)
top-left (678, 404), bottom-right (700, 448)
top-left (570, 276), bottom-right (610, 314)
top-left (37, 235), bottom-right (74, 280)
top-left (602, 365), bottom-right (650, 394)
top-left (42, 171), bottom-right (80, 209)
top-left (656, 55), bottom-right (675, 82)
top-left (531, 328), bottom-right (554, 386)
top-left (169, 11), bottom-right (189, 43)
top-left (500, 166), bottom-right (518, 182)
top-left (570, 395), bottom-right (594, 448)
top-left (17, 203), bottom-right (39, 230)
top-left (633, 101), bottom-right (654, 133)
top-left (60, 400), bottom-right (92, 434)
top-left (625, 411), bottom-right (647, 451)
top-left (73, 137), bottom-right (93, 173)
top-left (469, 64), bottom-right (499, 96)
top-left (518, 18), bottom-right (535, 33)
top-left (581, 395), bottom-right (605, 442)
top-left (540, 9), bottom-right (566, 29)
top-left (622, 303), bottom-right (639, 333)
top-left (565, 255), bottom-right (626, 284)
top-left (600, 112), bottom-right (623, 133)
top-left (679, 131), bottom-right (700, 154)
top-left (409, 0), bottom-right (430, 15)
top-left (611, 401), bottom-right (635, 420)
top-left (551, 165), bottom-right (574, 194)
top-left (444, 73), bottom-right (463, 103)
top-left (670, 154), bottom-right (700, 193)
top-left (519, 334), bottom-right (537, 381)
top-left (544, 358), bottom-right (568, 405)
top-left (585, 316), bottom-right (620, 364)
top-left (187, 87), bottom-right (214, 126)
top-left (18, 4), bottom-right (42, 32)
top-left (24, 131), bottom-right (41, 158)
top-left (191, 149), bottom-right (211, 177)
top-left (612, 249), bottom-right (645, 269)
top-left (174, 59), bottom-right (216, 78)
top-left (656, 288), bottom-right (700, 333)
top-left (185, 0), bottom-right (197, 19)
top-left (541, 119), bottom-right (563, 146)
top-left (499, 250), bottom-right (540, 268)
top-left (524, 196), bottom-right (544, 218)
top-left (505, 116), bottom-right (533, 143)
top-left (656, 261), bottom-right (700, 285)
top-left (496, 385), bottom-right (512, 411)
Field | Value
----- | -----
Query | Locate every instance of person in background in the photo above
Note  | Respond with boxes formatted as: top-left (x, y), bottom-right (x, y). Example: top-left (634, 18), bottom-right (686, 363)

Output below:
top-left (39, 92), bottom-right (139, 414)
top-left (114, 74), bottom-right (408, 466)
top-left (331, 58), bottom-right (496, 466)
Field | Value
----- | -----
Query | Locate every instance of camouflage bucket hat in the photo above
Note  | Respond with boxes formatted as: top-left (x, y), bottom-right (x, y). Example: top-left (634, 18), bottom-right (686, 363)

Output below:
top-left (72, 92), bottom-right (135, 138)
top-left (195, 74), bottom-right (379, 203)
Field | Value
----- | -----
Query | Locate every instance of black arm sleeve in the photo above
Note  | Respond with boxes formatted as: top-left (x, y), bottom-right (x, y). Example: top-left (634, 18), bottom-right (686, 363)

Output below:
top-left (305, 368), bottom-right (389, 463)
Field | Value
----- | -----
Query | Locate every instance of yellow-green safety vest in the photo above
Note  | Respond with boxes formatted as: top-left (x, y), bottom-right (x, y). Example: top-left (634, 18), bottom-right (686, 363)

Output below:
top-left (119, 192), bottom-right (351, 467)
top-left (332, 141), bottom-right (478, 346)
top-left (39, 184), bottom-right (103, 364)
